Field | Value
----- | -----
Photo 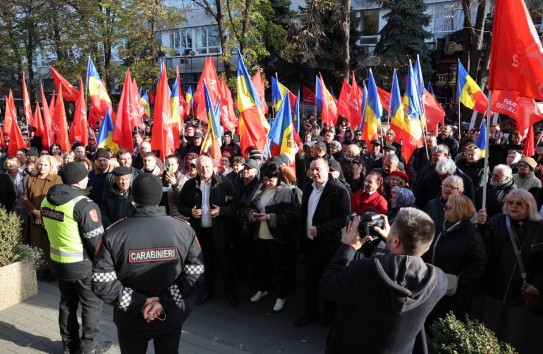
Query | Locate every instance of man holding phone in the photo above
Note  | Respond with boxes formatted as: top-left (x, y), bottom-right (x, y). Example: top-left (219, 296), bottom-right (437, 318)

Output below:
top-left (319, 208), bottom-right (447, 354)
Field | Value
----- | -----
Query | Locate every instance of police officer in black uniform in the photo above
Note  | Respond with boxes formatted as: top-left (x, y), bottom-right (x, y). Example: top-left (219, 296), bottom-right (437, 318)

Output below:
top-left (92, 174), bottom-right (204, 354)
top-left (41, 162), bottom-right (111, 354)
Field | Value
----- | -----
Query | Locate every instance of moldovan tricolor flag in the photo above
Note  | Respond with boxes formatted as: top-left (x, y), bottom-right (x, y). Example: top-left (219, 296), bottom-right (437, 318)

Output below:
top-left (489, 0), bottom-right (543, 101)
top-left (268, 93), bottom-right (297, 158)
top-left (151, 62), bottom-right (175, 159)
top-left (476, 119), bottom-right (487, 157)
top-left (170, 67), bottom-right (184, 149)
top-left (97, 109), bottom-right (119, 155)
top-left (403, 62), bottom-right (423, 119)
top-left (200, 81), bottom-right (223, 162)
top-left (236, 49), bottom-right (270, 154)
top-left (87, 57), bottom-right (114, 127)
top-left (362, 69), bottom-right (382, 143)
top-left (69, 78), bottom-right (88, 146)
top-left (389, 70), bottom-right (405, 136)
top-left (50, 66), bottom-right (79, 101)
top-left (457, 60), bottom-right (488, 114)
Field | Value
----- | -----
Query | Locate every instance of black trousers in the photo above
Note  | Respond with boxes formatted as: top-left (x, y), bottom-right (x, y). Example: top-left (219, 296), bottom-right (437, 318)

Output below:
top-left (198, 227), bottom-right (236, 294)
top-left (117, 326), bottom-right (182, 354)
top-left (57, 276), bottom-right (103, 352)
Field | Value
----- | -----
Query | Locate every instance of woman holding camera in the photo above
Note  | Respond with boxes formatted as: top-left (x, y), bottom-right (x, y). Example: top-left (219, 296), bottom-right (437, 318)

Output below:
top-left (422, 195), bottom-right (487, 322)
top-left (246, 162), bottom-right (300, 313)
top-left (477, 189), bottom-right (543, 352)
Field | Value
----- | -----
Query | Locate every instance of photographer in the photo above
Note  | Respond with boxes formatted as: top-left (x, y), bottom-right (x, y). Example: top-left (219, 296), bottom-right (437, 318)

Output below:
top-left (320, 208), bottom-right (447, 354)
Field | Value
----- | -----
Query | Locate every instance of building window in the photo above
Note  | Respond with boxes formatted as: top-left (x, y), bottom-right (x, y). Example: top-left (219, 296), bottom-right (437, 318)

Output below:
top-left (361, 9), bottom-right (380, 36)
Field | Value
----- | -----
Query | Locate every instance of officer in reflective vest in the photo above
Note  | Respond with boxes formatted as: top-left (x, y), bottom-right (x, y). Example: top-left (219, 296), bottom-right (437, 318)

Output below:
top-left (41, 162), bottom-right (111, 354)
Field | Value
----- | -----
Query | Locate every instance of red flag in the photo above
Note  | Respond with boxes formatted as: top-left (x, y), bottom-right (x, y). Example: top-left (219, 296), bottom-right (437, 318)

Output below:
top-left (49, 92), bottom-right (56, 118)
top-left (114, 69), bottom-right (141, 151)
top-left (151, 62), bottom-right (174, 159)
top-left (350, 74), bottom-right (363, 129)
top-left (131, 78), bottom-right (145, 129)
top-left (491, 90), bottom-right (543, 132)
top-left (3, 90), bottom-right (16, 136)
top-left (523, 125), bottom-right (535, 157)
top-left (302, 85), bottom-right (315, 104)
top-left (40, 85), bottom-right (55, 148)
top-left (33, 104), bottom-right (45, 138)
top-left (377, 87), bottom-right (391, 111)
top-left (22, 72), bottom-right (33, 125)
top-left (52, 86), bottom-right (70, 152)
top-left (8, 120), bottom-right (25, 157)
top-left (218, 77), bottom-right (238, 132)
top-left (251, 71), bottom-right (269, 115)
top-left (69, 78), bottom-right (88, 146)
top-left (489, 0), bottom-right (543, 101)
top-left (318, 73), bottom-right (338, 127)
top-left (337, 79), bottom-right (352, 120)
top-left (50, 66), bottom-right (79, 101)
top-left (194, 56), bottom-right (219, 122)
top-left (423, 89), bottom-right (445, 136)
top-left (0, 128), bottom-right (5, 149)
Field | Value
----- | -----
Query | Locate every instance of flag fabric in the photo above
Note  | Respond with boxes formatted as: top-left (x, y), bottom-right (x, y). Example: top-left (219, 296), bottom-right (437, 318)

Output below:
top-left (200, 81), bottom-right (223, 162)
top-left (389, 70), bottom-right (405, 135)
top-left (476, 119), bottom-right (487, 157)
top-left (3, 90), bottom-right (16, 136)
top-left (362, 69), bottom-right (383, 143)
top-left (51, 86), bottom-right (70, 152)
top-left (97, 109), bottom-right (119, 155)
top-left (302, 85), bottom-right (315, 104)
top-left (404, 62), bottom-right (423, 119)
top-left (360, 82), bottom-right (368, 131)
top-left (423, 89), bottom-right (446, 136)
top-left (131, 79), bottom-right (145, 129)
top-left (32, 104), bottom-right (45, 139)
top-left (69, 78), bottom-right (88, 146)
top-left (151, 62), bottom-right (175, 159)
top-left (457, 60), bottom-right (488, 114)
top-left (49, 92), bottom-right (56, 118)
top-left (194, 56), bottom-right (219, 122)
top-left (293, 90), bottom-right (301, 134)
top-left (40, 85), bottom-right (55, 148)
top-left (523, 125), bottom-right (535, 157)
top-left (413, 55), bottom-right (425, 100)
top-left (350, 74), bottom-right (363, 129)
top-left (377, 87), bottom-right (392, 113)
top-left (170, 67), bottom-right (184, 149)
top-left (141, 91), bottom-right (151, 121)
top-left (315, 73), bottom-right (338, 127)
top-left (218, 77), bottom-right (238, 132)
top-left (8, 119), bottom-right (25, 157)
top-left (186, 86), bottom-right (193, 110)
top-left (268, 93), bottom-right (297, 159)
top-left (21, 72), bottom-right (33, 125)
top-left (50, 66), bottom-right (79, 101)
top-left (114, 69), bottom-right (141, 151)
top-left (337, 79), bottom-right (352, 120)
top-left (271, 76), bottom-right (297, 113)
top-left (491, 90), bottom-right (543, 133)
top-left (489, 0), bottom-right (543, 101)
top-left (87, 57), bottom-right (114, 128)
top-left (428, 82), bottom-right (435, 96)
top-left (251, 71), bottom-right (269, 115)
top-left (235, 49), bottom-right (270, 154)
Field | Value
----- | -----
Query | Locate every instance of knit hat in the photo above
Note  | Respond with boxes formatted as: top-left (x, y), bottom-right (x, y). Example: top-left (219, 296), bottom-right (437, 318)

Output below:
top-left (388, 170), bottom-right (409, 183)
top-left (112, 166), bottom-right (132, 176)
top-left (244, 158), bottom-right (259, 170)
top-left (26, 147), bottom-right (39, 157)
top-left (95, 148), bottom-right (109, 160)
top-left (60, 162), bottom-right (89, 185)
top-left (393, 187), bottom-right (416, 208)
top-left (249, 150), bottom-right (263, 160)
top-left (132, 174), bottom-right (163, 206)
top-left (277, 153), bottom-right (291, 165)
top-left (518, 156), bottom-right (537, 171)
top-left (331, 140), bottom-right (342, 151)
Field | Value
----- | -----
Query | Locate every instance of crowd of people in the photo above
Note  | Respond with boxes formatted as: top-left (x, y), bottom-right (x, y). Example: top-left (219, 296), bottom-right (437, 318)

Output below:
top-left (0, 111), bottom-right (542, 353)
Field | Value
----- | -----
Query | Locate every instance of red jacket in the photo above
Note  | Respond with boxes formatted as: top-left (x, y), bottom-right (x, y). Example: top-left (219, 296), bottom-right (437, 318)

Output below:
top-left (350, 190), bottom-right (388, 215)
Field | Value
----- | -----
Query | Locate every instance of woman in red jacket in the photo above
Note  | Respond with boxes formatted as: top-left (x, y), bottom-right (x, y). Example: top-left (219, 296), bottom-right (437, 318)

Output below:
top-left (350, 171), bottom-right (388, 215)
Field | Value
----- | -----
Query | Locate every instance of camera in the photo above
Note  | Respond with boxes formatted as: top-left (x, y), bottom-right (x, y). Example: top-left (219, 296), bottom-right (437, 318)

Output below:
top-left (349, 211), bottom-right (385, 248)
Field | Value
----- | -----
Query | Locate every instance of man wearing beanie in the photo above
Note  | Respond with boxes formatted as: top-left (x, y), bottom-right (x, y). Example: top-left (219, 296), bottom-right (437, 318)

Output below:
top-left (100, 166), bottom-right (135, 228)
top-left (92, 174), bottom-right (204, 353)
top-left (41, 162), bottom-right (111, 354)
top-left (88, 148), bottom-right (114, 206)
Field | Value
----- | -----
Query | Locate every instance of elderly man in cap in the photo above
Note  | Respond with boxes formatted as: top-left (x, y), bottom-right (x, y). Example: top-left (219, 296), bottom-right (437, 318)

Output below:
top-left (512, 157), bottom-right (541, 190)
top-left (92, 174), bottom-right (204, 354)
top-left (41, 162), bottom-right (111, 354)
top-left (88, 149), bottom-right (114, 206)
top-left (100, 166), bottom-right (135, 228)
top-left (330, 140), bottom-right (345, 164)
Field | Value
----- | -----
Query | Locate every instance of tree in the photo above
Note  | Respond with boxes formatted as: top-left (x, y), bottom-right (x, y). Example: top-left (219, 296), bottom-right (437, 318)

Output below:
top-left (374, 0), bottom-right (432, 78)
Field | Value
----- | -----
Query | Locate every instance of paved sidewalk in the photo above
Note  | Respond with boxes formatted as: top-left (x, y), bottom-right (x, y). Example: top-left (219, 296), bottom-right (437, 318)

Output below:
top-left (0, 281), bottom-right (246, 354)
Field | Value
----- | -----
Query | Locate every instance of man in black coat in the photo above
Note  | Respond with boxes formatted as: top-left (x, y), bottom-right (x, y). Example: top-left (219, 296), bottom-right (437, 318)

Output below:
top-left (294, 157), bottom-right (350, 326)
top-left (0, 170), bottom-right (16, 211)
top-left (320, 208), bottom-right (447, 354)
top-left (100, 166), bottom-right (135, 228)
top-left (177, 155), bottom-right (238, 306)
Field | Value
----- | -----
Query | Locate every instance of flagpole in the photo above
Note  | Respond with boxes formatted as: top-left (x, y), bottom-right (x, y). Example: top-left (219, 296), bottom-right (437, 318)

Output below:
top-left (481, 90), bottom-right (492, 210)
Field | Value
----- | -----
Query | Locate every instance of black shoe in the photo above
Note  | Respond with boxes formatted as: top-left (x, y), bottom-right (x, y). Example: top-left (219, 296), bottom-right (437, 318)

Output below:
top-left (227, 293), bottom-right (239, 307)
top-left (196, 292), bottom-right (214, 305)
top-left (294, 312), bottom-right (319, 326)
top-left (81, 341), bottom-right (112, 354)
top-left (62, 339), bottom-right (80, 354)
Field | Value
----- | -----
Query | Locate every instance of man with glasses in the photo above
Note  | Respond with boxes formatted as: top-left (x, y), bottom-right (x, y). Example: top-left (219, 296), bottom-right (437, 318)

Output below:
top-left (512, 157), bottom-right (541, 190)
top-left (476, 164), bottom-right (516, 218)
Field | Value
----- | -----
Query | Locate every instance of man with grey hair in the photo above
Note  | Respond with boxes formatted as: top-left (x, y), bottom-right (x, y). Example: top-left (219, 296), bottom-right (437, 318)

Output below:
top-left (320, 208), bottom-right (447, 354)
top-left (416, 158), bottom-right (475, 208)
top-left (477, 164), bottom-right (516, 218)
top-left (437, 124), bottom-right (459, 158)
top-left (340, 144), bottom-right (367, 193)
top-left (414, 143), bottom-right (449, 188)
top-left (373, 154), bottom-right (401, 180)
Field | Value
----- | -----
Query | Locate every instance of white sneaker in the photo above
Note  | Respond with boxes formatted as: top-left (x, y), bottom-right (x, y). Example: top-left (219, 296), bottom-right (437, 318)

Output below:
top-left (273, 298), bottom-right (285, 312)
top-left (250, 290), bottom-right (268, 302)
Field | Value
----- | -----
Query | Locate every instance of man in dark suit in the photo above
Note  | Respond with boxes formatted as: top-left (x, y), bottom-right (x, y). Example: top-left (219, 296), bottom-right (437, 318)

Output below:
top-left (295, 157), bottom-right (350, 326)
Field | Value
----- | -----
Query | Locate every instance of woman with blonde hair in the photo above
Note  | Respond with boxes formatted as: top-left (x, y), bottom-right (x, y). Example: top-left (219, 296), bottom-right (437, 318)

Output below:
top-left (423, 195), bottom-right (487, 321)
top-left (477, 189), bottom-right (543, 352)
top-left (22, 155), bottom-right (63, 281)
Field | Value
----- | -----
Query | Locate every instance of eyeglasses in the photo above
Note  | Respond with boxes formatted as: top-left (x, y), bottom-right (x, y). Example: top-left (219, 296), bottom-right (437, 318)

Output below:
top-left (506, 200), bottom-right (525, 207)
top-left (442, 184), bottom-right (459, 190)
top-left (517, 164), bottom-right (529, 168)
top-left (356, 133), bottom-right (362, 136)
top-left (443, 205), bottom-right (453, 210)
